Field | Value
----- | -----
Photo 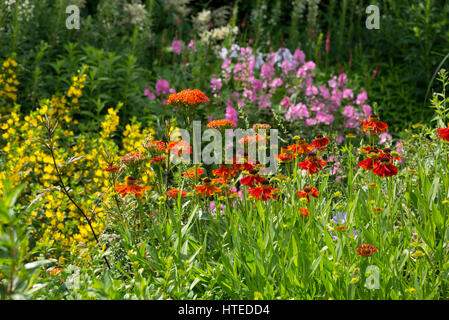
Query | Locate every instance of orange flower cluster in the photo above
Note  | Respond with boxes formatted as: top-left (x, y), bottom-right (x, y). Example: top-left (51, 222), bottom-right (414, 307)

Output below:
top-left (167, 89), bottom-right (210, 106)
top-left (207, 119), bottom-right (237, 129)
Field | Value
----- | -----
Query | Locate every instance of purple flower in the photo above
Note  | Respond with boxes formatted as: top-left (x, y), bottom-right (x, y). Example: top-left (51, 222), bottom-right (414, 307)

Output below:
top-left (225, 106), bottom-right (238, 124)
top-left (293, 49), bottom-right (305, 68)
top-left (270, 77), bottom-right (283, 88)
top-left (210, 76), bottom-right (222, 95)
top-left (155, 79), bottom-right (171, 95)
top-left (379, 132), bottom-right (392, 144)
top-left (319, 86), bottom-right (330, 99)
top-left (306, 85), bottom-right (318, 96)
top-left (338, 73), bottom-right (348, 86)
top-left (342, 88), bottom-right (354, 100)
top-left (328, 77), bottom-right (337, 88)
top-left (258, 94), bottom-right (272, 109)
top-left (280, 96), bottom-right (291, 109)
top-left (362, 104), bottom-right (372, 118)
top-left (343, 105), bottom-right (356, 118)
top-left (188, 40), bottom-right (197, 52)
top-left (171, 40), bottom-right (182, 55)
top-left (285, 103), bottom-right (309, 121)
top-left (356, 90), bottom-right (368, 105)
top-left (261, 62), bottom-right (275, 79)
top-left (332, 212), bottom-right (347, 224)
top-left (144, 88), bottom-right (155, 100)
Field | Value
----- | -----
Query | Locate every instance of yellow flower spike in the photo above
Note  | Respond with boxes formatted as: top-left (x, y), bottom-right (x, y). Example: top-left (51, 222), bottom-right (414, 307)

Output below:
top-left (350, 278), bottom-right (359, 284)
top-left (442, 200), bottom-right (449, 205)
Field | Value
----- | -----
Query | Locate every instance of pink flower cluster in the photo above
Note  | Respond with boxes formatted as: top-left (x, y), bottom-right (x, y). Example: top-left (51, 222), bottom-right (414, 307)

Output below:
top-left (144, 79), bottom-right (175, 104)
top-left (213, 44), bottom-right (374, 137)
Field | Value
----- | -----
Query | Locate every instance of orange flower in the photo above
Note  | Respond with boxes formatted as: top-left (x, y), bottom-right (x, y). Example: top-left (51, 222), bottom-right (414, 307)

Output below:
top-left (297, 185), bottom-right (319, 202)
top-left (299, 208), bottom-right (310, 217)
top-left (183, 168), bottom-right (205, 178)
top-left (286, 137), bottom-right (314, 156)
top-left (357, 244), bottom-right (378, 256)
top-left (247, 179), bottom-right (279, 201)
top-left (312, 133), bottom-right (330, 150)
top-left (167, 89), bottom-right (210, 106)
top-left (359, 115), bottom-right (388, 135)
top-left (207, 119), bottom-right (237, 129)
top-left (438, 127), bottom-right (449, 141)
top-left (49, 268), bottom-right (63, 276)
top-left (298, 152), bottom-right (327, 175)
top-left (166, 189), bottom-right (188, 199)
top-left (194, 178), bottom-right (222, 197)
top-left (115, 176), bottom-right (149, 198)
top-left (277, 150), bottom-right (294, 163)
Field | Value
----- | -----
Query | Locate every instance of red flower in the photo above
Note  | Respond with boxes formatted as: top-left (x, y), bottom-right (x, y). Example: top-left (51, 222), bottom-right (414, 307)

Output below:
top-left (312, 133), bottom-right (330, 151)
top-left (105, 166), bottom-right (120, 172)
top-left (358, 157), bottom-right (378, 171)
top-left (298, 152), bottom-right (327, 175)
top-left (359, 115), bottom-right (388, 135)
top-left (150, 155), bottom-right (166, 163)
top-left (240, 169), bottom-right (264, 187)
top-left (194, 178), bottom-right (221, 197)
top-left (166, 189), bottom-right (188, 199)
top-left (357, 244), bottom-right (378, 256)
top-left (247, 179), bottom-right (279, 201)
top-left (372, 156), bottom-right (398, 178)
top-left (115, 176), bottom-right (149, 198)
top-left (212, 163), bottom-right (240, 180)
top-left (297, 185), bottom-right (319, 202)
top-left (299, 208), bottom-right (310, 217)
top-left (438, 127), bottom-right (449, 141)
